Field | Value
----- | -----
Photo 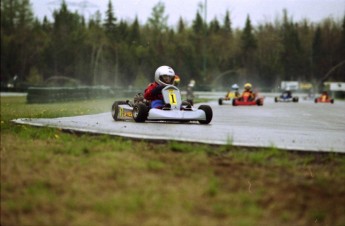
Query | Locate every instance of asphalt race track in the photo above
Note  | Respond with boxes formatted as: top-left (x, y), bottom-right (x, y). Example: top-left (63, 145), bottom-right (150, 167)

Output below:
top-left (13, 97), bottom-right (345, 153)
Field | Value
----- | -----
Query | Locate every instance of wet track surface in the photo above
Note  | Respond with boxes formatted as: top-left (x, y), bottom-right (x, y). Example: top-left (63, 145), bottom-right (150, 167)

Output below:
top-left (13, 97), bottom-right (345, 153)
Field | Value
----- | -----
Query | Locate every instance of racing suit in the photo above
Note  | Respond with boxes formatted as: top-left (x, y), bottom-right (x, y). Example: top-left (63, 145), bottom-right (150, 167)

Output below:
top-left (144, 82), bottom-right (165, 108)
top-left (241, 91), bottom-right (255, 101)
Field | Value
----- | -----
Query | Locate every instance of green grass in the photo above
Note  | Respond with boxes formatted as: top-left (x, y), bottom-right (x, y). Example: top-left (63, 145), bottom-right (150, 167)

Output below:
top-left (1, 96), bottom-right (345, 226)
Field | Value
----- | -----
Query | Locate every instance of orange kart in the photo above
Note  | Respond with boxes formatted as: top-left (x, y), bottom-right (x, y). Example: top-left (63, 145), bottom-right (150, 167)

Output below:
top-left (232, 92), bottom-right (264, 106)
top-left (314, 95), bottom-right (334, 104)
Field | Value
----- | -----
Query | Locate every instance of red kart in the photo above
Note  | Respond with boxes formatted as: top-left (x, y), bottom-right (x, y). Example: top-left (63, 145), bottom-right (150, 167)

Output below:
top-left (232, 92), bottom-right (264, 106)
top-left (314, 95), bottom-right (334, 104)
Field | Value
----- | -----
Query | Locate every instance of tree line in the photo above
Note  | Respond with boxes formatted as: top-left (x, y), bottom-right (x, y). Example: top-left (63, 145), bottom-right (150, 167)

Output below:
top-left (1, 0), bottom-right (344, 91)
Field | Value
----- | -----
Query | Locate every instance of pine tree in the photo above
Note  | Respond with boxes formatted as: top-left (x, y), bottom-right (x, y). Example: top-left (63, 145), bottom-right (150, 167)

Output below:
top-left (209, 17), bottom-right (220, 34)
top-left (192, 11), bottom-right (204, 35)
top-left (241, 15), bottom-right (257, 54)
top-left (147, 1), bottom-right (168, 33)
top-left (177, 17), bottom-right (185, 34)
top-left (222, 10), bottom-right (232, 37)
top-left (240, 15), bottom-right (257, 77)
top-left (103, 0), bottom-right (117, 39)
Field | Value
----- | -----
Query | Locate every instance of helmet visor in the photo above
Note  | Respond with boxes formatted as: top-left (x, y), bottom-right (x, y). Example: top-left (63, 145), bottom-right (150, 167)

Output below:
top-left (160, 75), bottom-right (174, 85)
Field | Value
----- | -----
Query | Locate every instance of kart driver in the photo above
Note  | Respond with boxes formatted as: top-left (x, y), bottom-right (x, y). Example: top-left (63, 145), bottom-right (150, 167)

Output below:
top-left (144, 65), bottom-right (176, 108)
top-left (240, 83), bottom-right (256, 101)
top-left (225, 84), bottom-right (240, 99)
top-left (282, 90), bottom-right (292, 98)
top-left (320, 91), bottom-right (330, 101)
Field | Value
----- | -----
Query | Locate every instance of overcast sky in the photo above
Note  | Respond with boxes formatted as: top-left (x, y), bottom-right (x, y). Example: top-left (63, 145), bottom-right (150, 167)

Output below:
top-left (32, 0), bottom-right (345, 28)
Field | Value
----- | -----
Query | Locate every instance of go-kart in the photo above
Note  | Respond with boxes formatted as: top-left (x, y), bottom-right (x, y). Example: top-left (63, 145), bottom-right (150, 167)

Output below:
top-left (274, 91), bottom-right (299, 103)
top-left (232, 93), bottom-right (264, 106)
top-left (111, 85), bottom-right (213, 124)
top-left (314, 95), bottom-right (334, 104)
top-left (218, 92), bottom-right (239, 105)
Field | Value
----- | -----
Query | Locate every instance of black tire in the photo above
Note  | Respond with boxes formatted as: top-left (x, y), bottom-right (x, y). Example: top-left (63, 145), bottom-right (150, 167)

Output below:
top-left (314, 98), bottom-right (318, 103)
top-left (293, 97), bottom-right (299, 103)
top-left (274, 97), bottom-right (278, 103)
top-left (218, 98), bottom-right (223, 105)
top-left (256, 98), bottom-right (263, 106)
top-left (331, 99), bottom-right (334, 104)
top-left (198, 105), bottom-right (213, 124)
top-left (132, 103), bottom-right (148, 122)
top-left (111, 101), bottom-right (127, 121)
top-left (232, 99), bottom-right (237, 106)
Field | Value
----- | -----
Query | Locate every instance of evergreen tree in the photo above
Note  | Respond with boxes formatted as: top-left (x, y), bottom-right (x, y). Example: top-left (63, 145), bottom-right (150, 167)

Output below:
top-left (312, 26), bottom-right (323, 79)
top-left (281, 10), bottom-right (305, 80)
top-left (241, 15), bottom-right (257, 54)
top-left (340, 16), bottom-right (345, 59)
top-left (240, 15), bottom-right (257, 78)
top-left (50, 1), bottom-right (86, 79)
top-left (192, 11), bottom-right (204, 35)
top-left (1, 0), bottom-right (35, 84)
top-left (88, 12), bottom-right (107, 85)
top-left (103, 0), bottom-right (117, 39)
top-left (209, 17), bottom-right (220, 34)
top-left (177, 17), bottom-right (185, 34)
top-left (128, 17), bottom-right (140, 45)
top-left (17, 0), bottom-right (34, 29)
top-left (222, 10), bottom-right (232, 37)
top-left (147, 1), bottom-right (168, 33)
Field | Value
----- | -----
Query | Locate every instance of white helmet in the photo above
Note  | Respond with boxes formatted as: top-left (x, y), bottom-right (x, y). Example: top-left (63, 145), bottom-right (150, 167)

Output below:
top-left (231, 84), bottom-right (239, 90)
top-left (155, 66), bottom-right (175, 86)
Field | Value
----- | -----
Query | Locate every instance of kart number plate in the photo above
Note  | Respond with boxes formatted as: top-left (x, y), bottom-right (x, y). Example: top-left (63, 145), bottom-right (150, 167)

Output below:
top-left (168, 90), bottom-right (177, 105)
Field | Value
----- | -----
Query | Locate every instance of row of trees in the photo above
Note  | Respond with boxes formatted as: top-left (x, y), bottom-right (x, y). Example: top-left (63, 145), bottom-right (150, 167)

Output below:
top-left (1, 0), bottom-right (344, 91)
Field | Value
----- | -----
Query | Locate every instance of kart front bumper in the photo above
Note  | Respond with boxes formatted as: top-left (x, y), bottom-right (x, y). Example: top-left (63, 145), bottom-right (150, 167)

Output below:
top-left (147, 108), bottom-right (206, 121)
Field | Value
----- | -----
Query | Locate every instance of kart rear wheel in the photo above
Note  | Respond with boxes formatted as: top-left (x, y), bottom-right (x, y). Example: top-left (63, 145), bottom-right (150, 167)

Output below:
top-left (218, 98), bottom-right (223, 105)
top-left (274, 97), bottom-right (278, 103)
top-left (293, 97), bottom-right (299, 102)
top-left (314, 98), bottom-right (318, 103)
top-left (331, 99), bottom-right (334, 104)
top-left (111, 101), bottom-right (127, 121)
top-left (132, 103), bottom-right (148, 122)
top-left (198, 105), bottom-right (213, 124)
top-left (256, 99), bottom-right (263, 106)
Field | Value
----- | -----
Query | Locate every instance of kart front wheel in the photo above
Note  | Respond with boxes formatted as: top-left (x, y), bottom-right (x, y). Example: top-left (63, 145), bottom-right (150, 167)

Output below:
top-left (293, 97), bottom-right (299, 102)
top-left (218, 98), bottom-right (223, 105)
top-left (111, 101), bottom-right (127, 121)
top-left (232, 99), bottom-right (237, 106)
top-left (132, 103), bottom-right (148, 122)
top-left (274, 97), bottom-right (278, 103)
top-left (198, 105), bottom-right (213, 124)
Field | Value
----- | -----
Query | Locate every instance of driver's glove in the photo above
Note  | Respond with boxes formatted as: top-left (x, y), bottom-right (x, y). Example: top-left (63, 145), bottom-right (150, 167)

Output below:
top-left (151, 85), bottom-right (165, 96)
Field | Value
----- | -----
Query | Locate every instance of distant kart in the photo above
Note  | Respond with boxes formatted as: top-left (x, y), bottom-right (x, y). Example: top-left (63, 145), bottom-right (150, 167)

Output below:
top-left (232, 93), bottom-right (264, 106)
top-left (218, 92), bottom-right (239, 105)
top-left (111, 85), bottom-right (213, 124)
top-left (274, 92), bottom-right (299, 103)
top-left (314, 95), bottom-right (334, 104)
